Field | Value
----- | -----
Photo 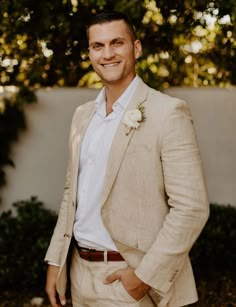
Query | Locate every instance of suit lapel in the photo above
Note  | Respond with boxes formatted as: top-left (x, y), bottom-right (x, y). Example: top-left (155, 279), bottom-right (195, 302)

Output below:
top-left (101, 78), bottom-right (149, 208)
top-left (71, 102), bottom-right (96, 202)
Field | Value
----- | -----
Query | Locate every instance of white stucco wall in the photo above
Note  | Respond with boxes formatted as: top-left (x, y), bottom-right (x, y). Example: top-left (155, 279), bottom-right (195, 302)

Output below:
top-left (165, 87), bottom-right (236, 208)
top-left (0, 88), bottom-right (98, 213)
top-left (0, 86), bottom-right (235, 213)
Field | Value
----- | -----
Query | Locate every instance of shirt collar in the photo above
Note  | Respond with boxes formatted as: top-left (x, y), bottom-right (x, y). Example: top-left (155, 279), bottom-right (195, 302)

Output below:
top-left (95, 75), bottom-right (139, 116)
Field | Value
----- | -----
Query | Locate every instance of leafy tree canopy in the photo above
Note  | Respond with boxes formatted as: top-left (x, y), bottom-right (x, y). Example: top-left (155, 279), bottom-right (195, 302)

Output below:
top-left (0, 0), bottom-right (235, 90)
top-left (0, 0), bottom-right (235, 196)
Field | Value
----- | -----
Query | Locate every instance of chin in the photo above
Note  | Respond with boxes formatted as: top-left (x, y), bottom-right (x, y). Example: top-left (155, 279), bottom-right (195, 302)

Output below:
top-left (102, 76), bottom-right (122, 83)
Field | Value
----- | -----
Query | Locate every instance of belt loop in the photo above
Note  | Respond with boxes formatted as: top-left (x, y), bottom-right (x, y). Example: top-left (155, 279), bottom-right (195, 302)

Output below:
top-left (104, 250), bottom-right (108, 264)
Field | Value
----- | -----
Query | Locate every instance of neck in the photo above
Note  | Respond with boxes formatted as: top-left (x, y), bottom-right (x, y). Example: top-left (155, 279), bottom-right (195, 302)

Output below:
top-left (104, 75), bottom-right (136, 107)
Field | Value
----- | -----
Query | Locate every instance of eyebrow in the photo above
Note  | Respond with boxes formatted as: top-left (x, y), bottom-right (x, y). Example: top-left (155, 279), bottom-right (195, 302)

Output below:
top-left (89, 37), bottom-right (127, 46)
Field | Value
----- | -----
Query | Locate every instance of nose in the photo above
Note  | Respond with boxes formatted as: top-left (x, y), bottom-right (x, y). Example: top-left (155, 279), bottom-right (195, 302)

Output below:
top-left (102, 45), bottom-right (115, 60)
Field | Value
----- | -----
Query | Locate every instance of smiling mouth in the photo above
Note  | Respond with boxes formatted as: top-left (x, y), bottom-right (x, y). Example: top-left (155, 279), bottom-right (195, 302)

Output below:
top-left (101, 62), bottom-right (120, 68)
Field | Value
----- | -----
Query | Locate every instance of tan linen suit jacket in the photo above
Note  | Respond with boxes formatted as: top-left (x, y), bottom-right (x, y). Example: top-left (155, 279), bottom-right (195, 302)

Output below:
top-left (45, 77), bottom-right (209, 307)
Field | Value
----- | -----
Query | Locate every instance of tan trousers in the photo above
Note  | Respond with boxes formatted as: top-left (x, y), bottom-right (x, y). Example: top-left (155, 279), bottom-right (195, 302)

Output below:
top-left (70, 249), bottom-right (157, 307)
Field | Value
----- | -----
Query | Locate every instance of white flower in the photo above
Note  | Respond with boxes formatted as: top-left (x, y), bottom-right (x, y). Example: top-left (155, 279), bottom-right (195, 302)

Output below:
top-left (122, 102), bottom-right (146, 136)
top-left (122, 102), bottom-right (146, 135)
top-left (122, 109), bottom-right (142, 129)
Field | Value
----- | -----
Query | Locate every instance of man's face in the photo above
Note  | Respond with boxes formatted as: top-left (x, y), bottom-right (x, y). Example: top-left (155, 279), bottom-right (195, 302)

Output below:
top-left (88, 20), bottom-right (142, 86)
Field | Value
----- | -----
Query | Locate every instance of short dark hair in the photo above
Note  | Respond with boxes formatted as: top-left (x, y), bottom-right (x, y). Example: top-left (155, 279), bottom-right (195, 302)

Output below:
top-left (86, 11), bottom-right (136, 40)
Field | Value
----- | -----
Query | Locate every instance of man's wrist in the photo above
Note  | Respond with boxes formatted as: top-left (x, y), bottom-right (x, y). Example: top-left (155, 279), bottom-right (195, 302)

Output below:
top-left (133, 270), bottom-right (150, 290)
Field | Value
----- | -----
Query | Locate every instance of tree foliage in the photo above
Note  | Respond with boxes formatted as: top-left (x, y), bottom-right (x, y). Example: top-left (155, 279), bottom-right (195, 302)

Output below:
top-left (0, 0), bottom-right (235, 193)
top-left (0, 0), bottom-right (235, 89)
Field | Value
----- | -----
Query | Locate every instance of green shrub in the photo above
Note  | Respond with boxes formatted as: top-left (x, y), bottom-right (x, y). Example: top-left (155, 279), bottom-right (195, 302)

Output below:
top-left (0, 197), bottom-right (57, 289)
top-left (190, 203), bottom-right (236, 274)
top-left (0, 200), bottom-right (235, 289)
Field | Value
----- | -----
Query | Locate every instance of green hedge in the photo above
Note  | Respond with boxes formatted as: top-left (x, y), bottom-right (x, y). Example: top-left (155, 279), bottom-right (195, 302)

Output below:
top-left (0, 200), bottom-right (235, 289)
top-left (0, 197), bottom-right (57, 289)
top-left (190, 203), bottom-right (236, 274)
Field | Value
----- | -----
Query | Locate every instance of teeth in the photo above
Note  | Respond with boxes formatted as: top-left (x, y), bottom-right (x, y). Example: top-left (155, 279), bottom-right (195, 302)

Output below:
top-left (103, 63), bottom-right (118, 67)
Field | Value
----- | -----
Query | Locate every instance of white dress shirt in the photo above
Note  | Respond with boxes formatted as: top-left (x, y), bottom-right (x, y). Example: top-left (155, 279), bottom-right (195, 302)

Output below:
top-left (73, 76), bottom-right (139, 251)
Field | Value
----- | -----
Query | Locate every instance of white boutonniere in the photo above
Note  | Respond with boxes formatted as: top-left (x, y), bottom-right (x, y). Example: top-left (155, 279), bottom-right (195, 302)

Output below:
top-left (122, 102), bottom-right (146, 136)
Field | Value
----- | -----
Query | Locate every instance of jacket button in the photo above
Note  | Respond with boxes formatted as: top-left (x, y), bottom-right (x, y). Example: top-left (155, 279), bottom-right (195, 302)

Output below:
top-left (64, 233), bottom-right (71, 238)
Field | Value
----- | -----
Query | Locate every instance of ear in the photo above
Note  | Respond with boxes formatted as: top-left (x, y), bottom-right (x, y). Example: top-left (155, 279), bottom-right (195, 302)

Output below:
top-left (134, 40), bottom-right (142, 59)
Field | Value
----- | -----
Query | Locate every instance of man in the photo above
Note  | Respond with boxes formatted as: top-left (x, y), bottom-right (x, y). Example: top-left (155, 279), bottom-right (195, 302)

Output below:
top-left (45, 11), bottom-right (209, 307)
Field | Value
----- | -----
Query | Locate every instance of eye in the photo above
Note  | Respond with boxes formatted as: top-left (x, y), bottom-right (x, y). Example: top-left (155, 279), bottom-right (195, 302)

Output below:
top-left (113, 40), bottom-right (123, 47)
top-left (91, 43), bottom-right (103, 51)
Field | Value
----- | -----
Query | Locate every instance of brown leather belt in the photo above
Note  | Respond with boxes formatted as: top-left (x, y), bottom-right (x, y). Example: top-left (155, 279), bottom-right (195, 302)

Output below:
top-left (73, 240), bottom-right (124, 262)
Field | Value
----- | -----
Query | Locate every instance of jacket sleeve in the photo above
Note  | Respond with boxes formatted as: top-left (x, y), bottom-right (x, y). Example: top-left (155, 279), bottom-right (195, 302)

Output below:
top-left (135, 100), bottom-right (209, 294)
